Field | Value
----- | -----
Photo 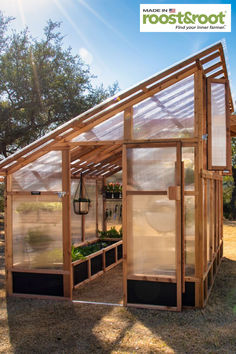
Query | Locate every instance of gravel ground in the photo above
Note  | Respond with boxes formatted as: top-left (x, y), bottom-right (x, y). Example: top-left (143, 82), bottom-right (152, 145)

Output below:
top-left (0, 223), bottom-right (236, 353)
top-left (73, 263), bottom-right (123, 304)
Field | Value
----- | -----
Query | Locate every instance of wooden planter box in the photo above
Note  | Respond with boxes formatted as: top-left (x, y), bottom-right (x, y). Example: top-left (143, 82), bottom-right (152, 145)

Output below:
top-left (97, 237), bottom-right (122, 242)
top-left (72, 240), bottom-right (123, 289)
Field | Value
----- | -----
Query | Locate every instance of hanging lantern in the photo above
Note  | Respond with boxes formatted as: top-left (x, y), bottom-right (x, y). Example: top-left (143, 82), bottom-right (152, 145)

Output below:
top-left (73, 173), bottom-right (91, 215)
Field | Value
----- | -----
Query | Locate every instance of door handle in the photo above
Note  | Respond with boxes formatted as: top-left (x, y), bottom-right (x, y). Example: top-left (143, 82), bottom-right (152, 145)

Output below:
top-left (167, 186), bottom-right (181, 201)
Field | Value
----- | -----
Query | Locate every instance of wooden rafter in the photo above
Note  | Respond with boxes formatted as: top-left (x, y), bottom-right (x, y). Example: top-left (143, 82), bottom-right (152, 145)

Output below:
top-left (71, 146), bottom-right (122, 177)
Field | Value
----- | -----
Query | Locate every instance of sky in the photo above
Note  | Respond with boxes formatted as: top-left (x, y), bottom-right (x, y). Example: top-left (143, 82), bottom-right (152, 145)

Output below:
top-left (0, 0), bottom-right (235, 103)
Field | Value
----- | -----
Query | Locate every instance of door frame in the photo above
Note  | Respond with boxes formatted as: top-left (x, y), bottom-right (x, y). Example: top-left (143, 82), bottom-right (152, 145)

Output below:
top-left (122, 142), bottom-right (183, 311)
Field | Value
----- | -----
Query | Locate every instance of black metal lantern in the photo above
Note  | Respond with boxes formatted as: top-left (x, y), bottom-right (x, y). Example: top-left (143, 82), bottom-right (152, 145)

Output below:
top-left (73, 173), bottom-right (91, 215)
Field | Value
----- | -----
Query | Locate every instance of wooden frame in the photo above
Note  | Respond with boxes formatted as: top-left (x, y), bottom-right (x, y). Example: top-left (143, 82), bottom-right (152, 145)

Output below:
top-left (207, 78), bottom-right (231, 171)
top-left (5, 175), bottom-right (13, 296)
top-left (62, 148), bottom-right (72, 299)
top-left (123, 142), bottom-right (183, 311)
top-left (1, 42), bottom-right (233, 309)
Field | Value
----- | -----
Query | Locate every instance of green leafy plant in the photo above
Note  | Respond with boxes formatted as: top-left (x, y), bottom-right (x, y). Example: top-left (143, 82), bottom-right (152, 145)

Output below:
top-left (98, 226), bottom-right (122, 239)
top-left (71, 242), bottom-right (109, 262)
top-left (114, 183), bottom-right (121, 193)
top-left (71, 245), bottom-right (86, 261)
top-left (106, 183), bottom-right (114, 192)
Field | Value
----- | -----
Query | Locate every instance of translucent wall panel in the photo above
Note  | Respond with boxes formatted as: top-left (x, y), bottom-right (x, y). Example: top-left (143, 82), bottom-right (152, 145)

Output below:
top-left (127, 195), bottom-right (176, 276)
top-left (133, 75), bottom-right (194, 139)
top-left (106, 172), bottom-right (122, 231)
top-left (13, 195), bottom-right (63, 269)
top-left (72, 112), bottom-right (124, 142)
top-left (184, 196), bottom-right (195, 275)
top-left (12, 151), bottom-right (62, 191)
top-left (71, 179), bottom-right (82, 244)
top-left (106, 200), bottom-right (122, 231)
top-left (127, 147), bottom-right (176, 191)
top-left (182, 147), bottom-right (195, 191)
top-left (84, 179), bottom-right (96, 240)
top-left (210, 83), bottom-right (227, 167)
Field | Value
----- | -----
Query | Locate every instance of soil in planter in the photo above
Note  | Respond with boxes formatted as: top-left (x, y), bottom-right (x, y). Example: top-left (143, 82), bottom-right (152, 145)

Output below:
top-left (73, 263), bottom-right (123, 304)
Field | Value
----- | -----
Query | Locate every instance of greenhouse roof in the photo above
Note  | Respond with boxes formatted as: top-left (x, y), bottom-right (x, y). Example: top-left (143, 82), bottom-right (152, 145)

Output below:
top-left (0, 41), bottom-right (235, 181)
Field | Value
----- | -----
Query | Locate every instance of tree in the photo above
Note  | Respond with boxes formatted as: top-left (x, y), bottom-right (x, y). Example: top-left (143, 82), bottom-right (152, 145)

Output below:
top-left (230, 138), bottom-right (236, 219)
top-left (0, 13), bottom-right (118, 211)
top-left (223, 137), bottom-right (236, 220)
top-left (0, 15), bottom-right (118, 159)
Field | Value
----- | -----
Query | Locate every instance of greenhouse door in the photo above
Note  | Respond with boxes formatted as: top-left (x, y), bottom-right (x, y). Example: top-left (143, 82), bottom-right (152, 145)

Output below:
top-left (123, 142), bottom-right (183, 311)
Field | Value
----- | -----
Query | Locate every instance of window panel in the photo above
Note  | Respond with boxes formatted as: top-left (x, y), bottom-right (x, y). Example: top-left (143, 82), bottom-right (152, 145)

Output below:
top-left (210, 83), bottom-right (227, 167)
top-left (127, 195), bottom-right (176, 276)
top-left (127, 147), bottom-right (176, 191)
top-left (12, 195), bottom-right (63, 269)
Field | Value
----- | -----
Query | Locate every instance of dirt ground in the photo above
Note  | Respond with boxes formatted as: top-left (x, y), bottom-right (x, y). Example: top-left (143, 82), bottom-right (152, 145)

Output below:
top-left (73, 263), bottom-right (123, 304)
top-left (0, 222), bottom-right (236, 353)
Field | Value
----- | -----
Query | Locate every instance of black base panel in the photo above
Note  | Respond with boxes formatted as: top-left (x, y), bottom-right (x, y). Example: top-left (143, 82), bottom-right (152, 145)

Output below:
top-left (117, 245), bottom-right (123, 260)
top-left (127, 280), bottom-right (177, 307)
top-left (12, 272), bottom-right (63, 297)
top-left (73, 261), bottom-right (88, 286)
top-left (105, 248), bottom-right (116, 267)
top-left (182, 282), bottom-right (195, 307)
top-left (91, 254), bottom-right (103, 276)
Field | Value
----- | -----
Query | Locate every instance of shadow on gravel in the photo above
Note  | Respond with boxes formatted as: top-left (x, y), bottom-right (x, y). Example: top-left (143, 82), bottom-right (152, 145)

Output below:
top-left (4, 258), bottom-right (236, 354)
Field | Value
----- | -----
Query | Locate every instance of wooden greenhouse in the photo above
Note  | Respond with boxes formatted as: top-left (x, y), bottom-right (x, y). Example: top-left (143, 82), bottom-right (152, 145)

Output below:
top-left (1, 42), bottom-right (236, 311)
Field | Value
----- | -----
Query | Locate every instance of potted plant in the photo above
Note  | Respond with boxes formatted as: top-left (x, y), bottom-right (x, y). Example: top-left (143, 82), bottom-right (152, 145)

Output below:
top-left (119, 184), bottom-right (122, 199)
top-left (114, 183), bottom-right (121, 199)
top-left (104, 183), bottom-right (114, 199)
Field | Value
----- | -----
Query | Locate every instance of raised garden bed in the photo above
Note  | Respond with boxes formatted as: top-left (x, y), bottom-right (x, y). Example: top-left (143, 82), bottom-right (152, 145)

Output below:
top-left (72, 239), bottom-right (123, 289)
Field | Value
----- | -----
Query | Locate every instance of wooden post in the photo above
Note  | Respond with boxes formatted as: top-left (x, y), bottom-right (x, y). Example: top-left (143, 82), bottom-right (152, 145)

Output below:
top-left (176, 143), bottom-right (182, 311)
top-left (124, 107), bottom-right (133, 140)
top-left (209, 179), bottom-right (214, 261)
top-left (194, 69), bottom-right (204, 307)
top-left (62, 149), bottom-right (72, 299)
top-left (181, 161), bottom-right (185, 294)
top-left (123, 108), bottom-right (133, 306)
top-left (122, 144), bottom-right (127, 306)
top-left (5, 175), bottom-right (13, 296)
top-left (96, 179), bottom-right (98, 237)
top-left (203, 179), bottom-right (208, 273)
top-left (103, 178), bottom-right (107, 232)
top-left (81, 174), bottom-right (85, 242)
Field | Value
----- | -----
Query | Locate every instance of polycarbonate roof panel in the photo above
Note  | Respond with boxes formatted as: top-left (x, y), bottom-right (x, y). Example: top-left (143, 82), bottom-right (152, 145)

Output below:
top-left (72, 112), bottom-right (124, 142)
top-left (133, 75), bottom-right (195, 139)
top-left (12, 151), bottom-right (62, 191)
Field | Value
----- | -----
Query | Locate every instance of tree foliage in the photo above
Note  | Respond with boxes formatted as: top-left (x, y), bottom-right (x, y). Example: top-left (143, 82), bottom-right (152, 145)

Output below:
top-left (0, 12), bottom-right (118, 211)
top-left (0, 14), bottom-right (118, 159)
top-left (223, 137), bottom-right (236, 220)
